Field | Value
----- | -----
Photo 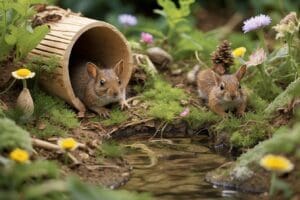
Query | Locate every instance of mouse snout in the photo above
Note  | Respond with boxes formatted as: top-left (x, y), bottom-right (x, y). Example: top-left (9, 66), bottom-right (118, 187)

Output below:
top-left (230, 94), bottom-right (236, 100)
top-left (113, 91), bottom-right (119, 97)
top-left (108, 88), bottom-right (120, 98)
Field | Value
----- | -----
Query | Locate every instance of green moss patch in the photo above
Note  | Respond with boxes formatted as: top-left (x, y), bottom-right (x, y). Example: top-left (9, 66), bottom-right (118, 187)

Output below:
top-left (142, 78), bottom-right (187, 122)
top-left (101, 108), bottom-right (129, 127)
top-left (28, 91), bottom-right (79, 138)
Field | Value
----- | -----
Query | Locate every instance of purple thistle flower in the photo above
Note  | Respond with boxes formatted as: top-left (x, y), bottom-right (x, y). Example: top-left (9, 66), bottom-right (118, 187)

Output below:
top-left (118, 14), bottom-right (137, 26)
top-left (242, 14), bottom-right (271, 33)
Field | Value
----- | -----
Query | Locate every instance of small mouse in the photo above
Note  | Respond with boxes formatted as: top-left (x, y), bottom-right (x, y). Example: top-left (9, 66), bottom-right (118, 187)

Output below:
top-left (196, 65), bottom-right (247, 117)
top-left (71, 60), bottom-right (129, 118)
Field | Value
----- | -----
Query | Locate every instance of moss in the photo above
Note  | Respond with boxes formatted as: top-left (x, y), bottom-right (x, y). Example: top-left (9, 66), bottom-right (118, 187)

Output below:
top-left (265, 78), bottom-right (300, 115)
top-left (101, 108), bottom-right (128, 126)
top-left (27, 90), bottom-right (79, 138)
top-left (231, 130), bottom-right (266, 148)
top-left (29, 120), bottom-right (67, 139)
top-left (143, 78), bottom-right (187, 102)
top-left (237, 124), bottom-right (300, 168)
top-left (142, 78), bottom-right (187, 122)
top-left (148, 101), bottom-right (182, 122)
top-left (213, 112), bottom-right (271, 148)
top-left (49, 109), bottom-right (79, 129)
top-left (0, 118), bottom-right (32, 152)
top-left (97, 141), bottom-right (124, 158)
top-left (184, 106), bottom-right (221, 129)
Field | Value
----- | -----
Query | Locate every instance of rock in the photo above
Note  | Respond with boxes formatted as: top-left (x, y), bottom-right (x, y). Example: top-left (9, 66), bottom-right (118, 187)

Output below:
top-left (205, 162), bottom-right (269, 193)
top-left (146, 47), bottom-right (173, 69)
top-left (16, 88), bottom-right (34, 120)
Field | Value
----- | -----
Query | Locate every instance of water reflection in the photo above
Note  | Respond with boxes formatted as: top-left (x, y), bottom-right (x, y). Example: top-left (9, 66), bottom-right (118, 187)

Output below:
top-left (121, 137), bottom-right (257, 200)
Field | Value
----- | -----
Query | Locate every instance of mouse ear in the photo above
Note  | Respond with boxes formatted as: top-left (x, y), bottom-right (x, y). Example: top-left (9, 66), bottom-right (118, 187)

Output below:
top-left (86, 62), bottom-right (98, 79)
top-left (113, 60), bottom-right (124, 77)
top-left (235, 65), bottom-right (247, 81)
top-left (213, 71), bottom-right (222, 85)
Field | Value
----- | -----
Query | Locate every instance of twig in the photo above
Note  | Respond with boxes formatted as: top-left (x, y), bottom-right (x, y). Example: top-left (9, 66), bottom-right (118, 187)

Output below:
top-left (31, 138), bottom-right (81, 165)
top-left (31, 138), bottom-right (60, 150)
top-left (67, 152), bottom-right (80, 166)
top-left (108, 118), bottom-right (154, 135)
top-left (85, 164), bottom-right (121, 170)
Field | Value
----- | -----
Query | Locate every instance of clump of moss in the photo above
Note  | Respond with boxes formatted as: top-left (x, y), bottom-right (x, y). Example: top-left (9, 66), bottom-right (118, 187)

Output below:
top-left (29, 120), bottom-right (68, 138)
top-left (142, 78), bottom-right (187, 122)
top-left (148, 101), bottom-right (183, 122)
top-left (28, 91), bottom-right (79, 138)
top-left (213, 112), bottom-right (272, 148)
top-left (100, 108), bottom-right (128, 126)
top-left (49, 109), bottom-right (79, 129)
top-left (183, 106), bottom-right (221, 129)
top-left (0, 118), bottom-right (32, 152)
top-left (97, 141), bottom-right (124, 158)
top-left (143, 79), bottom-right (187, 102)
top-left (237, 123), bottom-right (300, 168)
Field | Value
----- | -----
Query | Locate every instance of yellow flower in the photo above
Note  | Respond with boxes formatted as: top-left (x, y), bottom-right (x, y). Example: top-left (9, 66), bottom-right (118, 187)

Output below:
top-left (259, 154), bottom-right (294, 173)
top-left (12, 68), bottom-right (35, 79)
top-left (9, 148), bottom-right (30, 163)
top-left (58, 138), bottom-right (78, 151)
top-left (232, 47), bottom-right (247, 58)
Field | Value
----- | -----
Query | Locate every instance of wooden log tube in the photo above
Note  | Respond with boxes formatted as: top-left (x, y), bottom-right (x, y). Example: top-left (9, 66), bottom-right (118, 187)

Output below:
top-left (29, 6), bottom-right (133, 113)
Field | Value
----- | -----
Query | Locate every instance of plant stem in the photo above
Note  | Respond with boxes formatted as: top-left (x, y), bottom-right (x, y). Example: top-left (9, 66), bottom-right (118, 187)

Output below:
top-left (257, 30), bottom-right (267, 51)
top-left (22, 79), bottom-right (27, 88)
top-left (269, 172), bottom-right (277, 197)
top-left (286, 34), bottom-right (298, 79)
top-left (0, 79), bottom-right (16, 94)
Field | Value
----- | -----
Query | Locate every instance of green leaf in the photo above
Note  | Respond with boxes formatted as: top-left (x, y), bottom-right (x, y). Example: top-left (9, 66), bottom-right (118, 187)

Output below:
top-left (156, 0), bottom-right (195, 27)
top-left (16, 25), bottom-right (49, 58)
top-left (4, 34), bottom-right (16, 45)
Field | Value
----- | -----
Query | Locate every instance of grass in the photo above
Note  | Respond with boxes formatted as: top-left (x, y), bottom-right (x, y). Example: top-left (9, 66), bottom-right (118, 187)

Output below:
top-left (101, 108), bottom-right (129, 126)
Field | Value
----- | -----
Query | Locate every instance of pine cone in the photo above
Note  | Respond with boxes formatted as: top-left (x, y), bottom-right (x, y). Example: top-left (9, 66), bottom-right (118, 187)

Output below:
top-left (211, 40), bottom-right (234, 74)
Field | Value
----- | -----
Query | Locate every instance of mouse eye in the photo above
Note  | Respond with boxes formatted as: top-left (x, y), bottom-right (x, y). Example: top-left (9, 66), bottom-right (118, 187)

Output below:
top-left (220, 83), bottom-right (225, 90)
top-left (100, 80), bottom-right (105, 86)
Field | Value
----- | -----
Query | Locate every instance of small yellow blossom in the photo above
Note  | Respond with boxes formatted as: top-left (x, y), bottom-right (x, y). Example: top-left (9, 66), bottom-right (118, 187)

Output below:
top-left (58, 138), bottom-right (78, 151)
top-left (12, 68), bottom-right (35, 79)
top-left (9, 148), bottom-right (30, 163)
top-left (260, 154), bottom-right (294, 173)
top-left (232, 47), bottom-right (247, 58)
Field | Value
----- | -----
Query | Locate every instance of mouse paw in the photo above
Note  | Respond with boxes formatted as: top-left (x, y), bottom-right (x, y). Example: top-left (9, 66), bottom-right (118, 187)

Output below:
top-left (97, 107), bottom-right (110, 118)
top-left (120, 100), bottom-right (130, 110)
top-left (236, 110), bottom-right (245, 117)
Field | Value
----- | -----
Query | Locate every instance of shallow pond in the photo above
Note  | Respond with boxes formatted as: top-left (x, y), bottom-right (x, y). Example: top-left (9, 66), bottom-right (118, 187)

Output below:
top-left (121, 137), bottom-right (256, 200)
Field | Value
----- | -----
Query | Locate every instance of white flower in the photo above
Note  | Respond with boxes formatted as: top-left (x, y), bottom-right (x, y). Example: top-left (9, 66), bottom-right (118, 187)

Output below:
top-left (12, 69), bottom-right (35, 79)
top-left (246, 48), bottom-right (267, 67)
